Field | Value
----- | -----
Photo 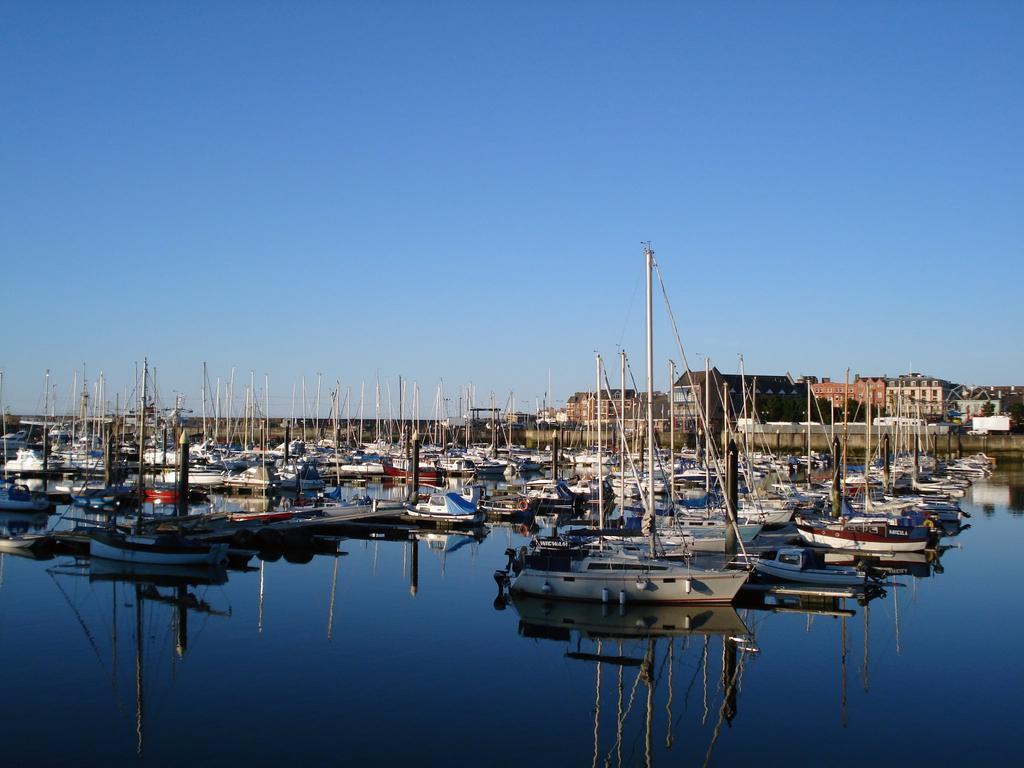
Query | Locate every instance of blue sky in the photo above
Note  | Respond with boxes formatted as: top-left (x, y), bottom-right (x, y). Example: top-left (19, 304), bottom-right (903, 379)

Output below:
top-left (2, 1), bottom-right (1021, 416)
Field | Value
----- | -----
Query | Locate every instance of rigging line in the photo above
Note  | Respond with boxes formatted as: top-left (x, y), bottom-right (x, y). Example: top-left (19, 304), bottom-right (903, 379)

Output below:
top-left (47, 568), bottom-right (107, 670)
top-left (616, 273), bottom-right (643, 348)
top-left (600, 372), bottom-right (653, 523)
top-left (701, 644), bottom-right (747, 768)
top-left (618, 362), bottom-right (679, 506)
top-left (603, 659), bottom-right (646, 767)
top-left (673, 654), bottom-right (706, 730)
top-left (653, 262), bottom-right (748, 559)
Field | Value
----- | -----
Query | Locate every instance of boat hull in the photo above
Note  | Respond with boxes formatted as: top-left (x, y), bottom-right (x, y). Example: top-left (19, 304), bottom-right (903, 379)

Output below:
top-left (0, 534), bottom-right (48, 552)
top-left (383, 464), bottom-right (440, 482)
top-left (90, 533), bottom-right (228, 565)
top-left (510, 565), bottom-right (747, 604)
top-left (754, 560), bottom-right (868, 586)
top-left (795, 524), bottom-right (929, 553)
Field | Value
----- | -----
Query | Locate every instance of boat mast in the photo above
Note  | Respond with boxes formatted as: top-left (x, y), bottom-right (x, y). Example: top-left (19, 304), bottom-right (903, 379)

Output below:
top-left (842, 367), bottom-right (850, 502)
top-left (137, 358), bottom-right (147, 528)
top-left (806, 379), bottom-right (812, 490)
top-left (620, 351), bottom-right (627, 478)
top-left (705, 356), bottom-right (711, 495)
top-left (315, 372), bottom-right (322, 441)
top-left (645, 243), bottom-right (656, 553)
top-left (865, 393), bottom-right (872, 513)
top-left (1, 371), bottom-right (7, 481)
top-left (358, 381), bottom-right (365, 446)
top-left (596, 353), bottom-right (604, 529)
top-left (214, 377), bottom-right (220, 444)
top-left (201, 362), bottom-right (208, 443)
top-left (669, 359), bottom-right (676, 502)
top-left (739, 356), bottom-right (748, 458)
top-left (70, 369), bottom-right (78, 452)
top-left (43, 368), bottom-right (49, 473)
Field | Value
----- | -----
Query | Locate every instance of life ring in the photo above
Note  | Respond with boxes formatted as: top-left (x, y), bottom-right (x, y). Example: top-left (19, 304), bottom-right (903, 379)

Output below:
top-left (923, 518), bottom-right (935, 529)
top-left (517, 499), bottom-right (530, 512)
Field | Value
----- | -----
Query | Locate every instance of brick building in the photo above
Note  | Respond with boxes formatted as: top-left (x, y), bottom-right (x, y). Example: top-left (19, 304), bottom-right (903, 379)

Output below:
top-left (811, 375), bottom-right (887, 408)
top-left (673, 368), bottom-right (807, 434)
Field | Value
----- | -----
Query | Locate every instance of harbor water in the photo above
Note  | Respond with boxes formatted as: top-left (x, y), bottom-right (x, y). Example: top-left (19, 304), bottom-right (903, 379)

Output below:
top-left (1, 471), bottom-right (1021, 767)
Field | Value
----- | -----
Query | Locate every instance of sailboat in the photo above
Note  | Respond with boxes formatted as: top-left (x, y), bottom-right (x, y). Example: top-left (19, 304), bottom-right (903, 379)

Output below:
top-left (89, 359), bottom-right (229, 567)
top-left (502, 245), bottom-right (749, 605)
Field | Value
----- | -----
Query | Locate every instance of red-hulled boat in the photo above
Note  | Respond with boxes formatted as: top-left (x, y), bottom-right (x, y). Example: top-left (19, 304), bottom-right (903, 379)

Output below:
top-left (382, 458), bottom-right (441, 483)
top-left (795, 517), bottom-right (931, 553)
top-left (144, 485), bottom-right (179, 504)
top-left (227, 509), bottom-right (297, 524)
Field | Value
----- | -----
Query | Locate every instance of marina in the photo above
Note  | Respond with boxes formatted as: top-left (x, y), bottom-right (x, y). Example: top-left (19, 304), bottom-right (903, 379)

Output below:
top-left (0, 458), bottom-right (1020, 766)
top-left (0, 266), bottom-right (1016, 766)
top-left (4, 3), bottom-right (1021, 765)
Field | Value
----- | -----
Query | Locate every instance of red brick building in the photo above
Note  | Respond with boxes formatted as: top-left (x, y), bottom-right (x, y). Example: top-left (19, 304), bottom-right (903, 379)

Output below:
top-left (811, 375), bottom-right (886, 408)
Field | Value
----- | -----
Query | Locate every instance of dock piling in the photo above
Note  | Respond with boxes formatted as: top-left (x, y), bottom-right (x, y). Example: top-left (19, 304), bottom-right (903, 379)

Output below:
top-left (725, 439), bottom-right (738, 556)
top-left (831, 437), bottom-right (842, 518)
top-left (176, 429), bottom-right (189, 517)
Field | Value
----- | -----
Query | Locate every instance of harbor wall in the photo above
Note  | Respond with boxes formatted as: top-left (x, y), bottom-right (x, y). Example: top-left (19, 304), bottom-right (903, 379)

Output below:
top-left (8, 415), bottom-right (1024, 461)
top-left (522, 426), bottom-right (1024, 461)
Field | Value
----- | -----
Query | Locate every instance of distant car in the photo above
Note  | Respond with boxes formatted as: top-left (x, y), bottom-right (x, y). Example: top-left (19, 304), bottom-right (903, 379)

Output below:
top-left (967, 429), bottom-right (988, 436)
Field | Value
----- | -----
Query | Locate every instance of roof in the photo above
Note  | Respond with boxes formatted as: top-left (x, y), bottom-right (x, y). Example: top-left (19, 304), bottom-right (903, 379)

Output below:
top-left (675, 367), bottom-right (804, 396)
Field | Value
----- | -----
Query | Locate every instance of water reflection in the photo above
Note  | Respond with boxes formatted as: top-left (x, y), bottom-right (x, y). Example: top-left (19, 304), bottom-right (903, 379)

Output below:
top-left (510, 595), bottom-right (754, 767)
top-left (45, 557), bottom-right (232, 759)
top-left (0, 510), bottom-right (49, 536)
top-left (0, 469), bottom-right (1020, 765)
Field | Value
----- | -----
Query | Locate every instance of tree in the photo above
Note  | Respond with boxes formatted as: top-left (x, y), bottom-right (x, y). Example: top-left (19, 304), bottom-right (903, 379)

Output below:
top-left (1008, 402), bottom-right (1024, 433)
top-left (980, 401), bottom-right (996, 417)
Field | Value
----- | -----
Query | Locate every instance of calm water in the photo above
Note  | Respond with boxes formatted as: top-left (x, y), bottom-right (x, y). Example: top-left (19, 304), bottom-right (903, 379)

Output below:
top-left (2, 471), bottom-right (1022, 767)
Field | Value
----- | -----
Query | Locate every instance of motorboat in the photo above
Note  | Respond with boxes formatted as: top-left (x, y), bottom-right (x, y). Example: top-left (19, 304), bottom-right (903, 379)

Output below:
top-left (406, 486), bottom-right (483, 524)
top-left (0, 480), bottom-right (50, 512)
top-left (754, 547), bottom-right (879, 586)
top-left (479, 493), bottom-right (537, 521)
top-left (522, 479), bottom-right (580, 512)
top-left (222, 465), bottom-right (281, 491)
top-left (4, 447), bottom-right (58, 473)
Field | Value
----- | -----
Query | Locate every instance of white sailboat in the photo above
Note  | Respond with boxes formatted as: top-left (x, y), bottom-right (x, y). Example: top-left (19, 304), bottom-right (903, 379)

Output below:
top-left (505, 245), bottom-right (749, 605)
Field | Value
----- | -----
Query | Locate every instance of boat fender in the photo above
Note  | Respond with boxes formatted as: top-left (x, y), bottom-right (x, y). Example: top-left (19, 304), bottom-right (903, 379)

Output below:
top-left (513, 546), bottom-right (527, 576)
top-left (541, 581), bottom-right (553, 594)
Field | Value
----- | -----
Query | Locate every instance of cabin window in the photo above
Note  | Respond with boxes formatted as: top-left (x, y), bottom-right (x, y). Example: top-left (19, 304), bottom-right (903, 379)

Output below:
top-left (779, 553), bottom-right (801, 565)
